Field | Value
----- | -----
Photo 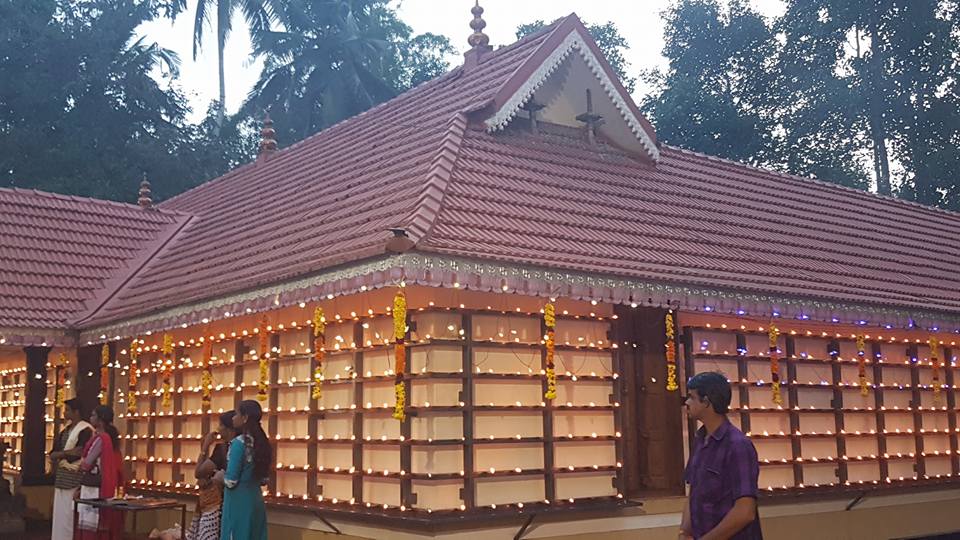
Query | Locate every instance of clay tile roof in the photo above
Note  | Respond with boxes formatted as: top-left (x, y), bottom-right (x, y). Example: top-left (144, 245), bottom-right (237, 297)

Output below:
top-left (418, 122), bottom-right (960, 315)
top-left (0, 188), bottom-right (188, 335)
top-left (78, 21), bottom-right (562, 329)
top-left (50, 13), bottom-right (960, 335)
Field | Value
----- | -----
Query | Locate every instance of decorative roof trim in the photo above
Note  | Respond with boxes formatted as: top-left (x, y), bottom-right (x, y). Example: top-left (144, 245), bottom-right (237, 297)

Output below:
top-left (78, 253), bottom-right (960, 344)
top-left (0, 327), bottom-right (76, 348)
top-left (484, 30), bottom-right (659, 162)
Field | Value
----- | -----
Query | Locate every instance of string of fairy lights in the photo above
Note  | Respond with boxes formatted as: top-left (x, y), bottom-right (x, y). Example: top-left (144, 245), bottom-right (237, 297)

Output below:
top-left (692, 320), bottom-right (960, 493)
top-left (110, 294), bottom-right (623, 512)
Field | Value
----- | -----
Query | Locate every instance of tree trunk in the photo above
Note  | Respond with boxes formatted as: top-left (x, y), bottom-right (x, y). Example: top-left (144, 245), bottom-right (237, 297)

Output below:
top-left (216, 30), bottom-right (226, 135)
top-left (866, 14), bottom-right (892, 196)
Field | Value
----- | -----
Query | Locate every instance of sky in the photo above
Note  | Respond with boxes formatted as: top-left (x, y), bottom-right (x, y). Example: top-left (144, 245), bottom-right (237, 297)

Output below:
top-left (139, 0), bottom-right (786, 123)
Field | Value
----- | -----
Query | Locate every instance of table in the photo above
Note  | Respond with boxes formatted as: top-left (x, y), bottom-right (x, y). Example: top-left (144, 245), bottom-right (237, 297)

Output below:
top-left (73, 497), bottom-right (187, 539)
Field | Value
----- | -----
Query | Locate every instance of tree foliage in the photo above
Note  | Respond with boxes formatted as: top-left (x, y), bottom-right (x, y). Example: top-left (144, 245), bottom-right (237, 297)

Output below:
top-left (244, 0), bottom-right (454, 144)
top-left (645, 0), bottom-right (960, 206)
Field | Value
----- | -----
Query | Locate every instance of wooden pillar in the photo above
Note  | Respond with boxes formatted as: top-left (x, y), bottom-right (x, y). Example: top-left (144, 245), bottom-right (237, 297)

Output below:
top-left (540, 314), bottom-right (556, 503)
top-left (267, 333), bottom-right (280, 496)
top-left (908, 344), bottom-right (925, 478)
top-left (872, 342), bottom-right (889, 482)
top-left (785, 336), bottom-right (802, 487)
top-left (944, 347), bottom-right (959, 475)
top-left (828, 340), bottom-right (847, 484)
top-left (21, 346), bottom-right (50, 483)
top-left (172, 346), bottom-right (184, 484)
top-left (460, 313), bottom-right (475, 509)
top-left (351, 322), bottom-right (365, 503)
top-left (735, 333), bottom-right (752, 436)
top-left (76, 345), bottom-right (102, 413)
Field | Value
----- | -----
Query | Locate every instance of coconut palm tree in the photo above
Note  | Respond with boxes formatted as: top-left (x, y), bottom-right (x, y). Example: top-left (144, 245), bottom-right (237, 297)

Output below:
top-left (188, 0), bottom-right (282, 131)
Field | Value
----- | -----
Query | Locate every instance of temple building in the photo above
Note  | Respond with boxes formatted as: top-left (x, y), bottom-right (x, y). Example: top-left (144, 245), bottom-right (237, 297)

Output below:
top-left (2, 6), bottom-right (960, 539)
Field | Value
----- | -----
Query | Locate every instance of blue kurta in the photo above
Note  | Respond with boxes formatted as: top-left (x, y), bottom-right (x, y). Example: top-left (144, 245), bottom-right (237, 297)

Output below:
top-left (220, 435), bottom-right (267, 540)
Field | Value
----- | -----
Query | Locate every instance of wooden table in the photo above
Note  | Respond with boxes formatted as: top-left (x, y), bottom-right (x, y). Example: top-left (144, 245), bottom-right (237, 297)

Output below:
top-left (73, 497), bottom-right (187, 539)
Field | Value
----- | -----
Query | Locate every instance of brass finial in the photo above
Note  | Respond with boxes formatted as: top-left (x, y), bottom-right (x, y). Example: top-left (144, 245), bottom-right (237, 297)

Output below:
top-left (467, 1), bottom-right (490, 49)
top-left (258, 111), bottom-right (277, 160)
top-left (138, 173), bottom-right (153, 209)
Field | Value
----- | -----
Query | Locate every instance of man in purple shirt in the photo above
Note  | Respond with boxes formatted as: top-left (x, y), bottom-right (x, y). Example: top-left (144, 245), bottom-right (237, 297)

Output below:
top-left (679, 372), bottom-right (763, 540)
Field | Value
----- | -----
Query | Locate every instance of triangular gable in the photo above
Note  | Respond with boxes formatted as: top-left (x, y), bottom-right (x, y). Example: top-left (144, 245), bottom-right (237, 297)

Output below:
top-left (483, 14), bottom-right (659, 162)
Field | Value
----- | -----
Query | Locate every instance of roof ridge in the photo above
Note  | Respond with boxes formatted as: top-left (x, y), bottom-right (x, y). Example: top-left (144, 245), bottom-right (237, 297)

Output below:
top-left (68, 213), bottom-right (196, 329)
top-left (1, 187), bottom-right (185, 216)
top-left (404, 112), bottom-right (470, 243)
top-left (663, 144), bottom-right (960, 222)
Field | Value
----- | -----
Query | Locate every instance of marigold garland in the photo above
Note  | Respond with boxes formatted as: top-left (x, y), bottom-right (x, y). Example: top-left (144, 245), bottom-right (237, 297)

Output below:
top-left (665, 311), bottom-right (679, 392)
top-left (127, 339), bottom-right (139, 414)
top-left (856, 335), bottom-right (869, 397)
top-left (161, 333), bottom-right (173, 409)
top-left (201, 340), bottom-right (213, 410)
top-left (929, 337), bottom-right (942, 403)
top-left (55, 353), bottom-right (67, 412)
top-left (100, 343), bottom-right (110, 405)
top-left (544, 303), bottom-right (557, 400)
top-left (257, 317), bottom-right (270, 402)
top-left (768, 324), bottom-right (782, 405)
top-left (312, 307), bottom-right (326, 401)
top-left (392, 291), bottom-right (407, 421)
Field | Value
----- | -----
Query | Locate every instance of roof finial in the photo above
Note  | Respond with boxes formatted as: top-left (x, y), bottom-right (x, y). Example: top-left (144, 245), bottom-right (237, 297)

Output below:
top-left (467, 1), bottom-right (490, 49)
top-left (138, 173), bottom-right (153, 209)
top-left (464, 1), bottom-right (493, 69)
top-left (258, 111), bottom-right (278, 161)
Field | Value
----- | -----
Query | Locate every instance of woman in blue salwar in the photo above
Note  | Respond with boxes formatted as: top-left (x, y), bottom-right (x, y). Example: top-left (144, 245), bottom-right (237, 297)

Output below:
top-left (215, 400), bottom-right (271, 540)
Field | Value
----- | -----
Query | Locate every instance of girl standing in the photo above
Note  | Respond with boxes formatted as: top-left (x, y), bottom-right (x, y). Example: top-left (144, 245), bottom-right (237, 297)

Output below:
top-left (188, 410), bottom-right (235, 540)
top-left (216, 400), bottom-right (270, 540)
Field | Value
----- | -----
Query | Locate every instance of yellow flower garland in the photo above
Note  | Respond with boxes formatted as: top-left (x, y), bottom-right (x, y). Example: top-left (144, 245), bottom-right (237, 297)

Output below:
top-left (544, 303), bottom-right (557, 400)
top-left (128, 339), bottom-right (139, 414)
top-left (856, 335), bottom-right (869, 397)
top-left (929, 337), bottom-right (942, 403)
top-left (100, 343), bottom-right (110, 405)
top-left (393, 291), bottom-right (407, 421)
top-left (665, 311), bottom-right (679, 392)
top-left (769, 324), bottom-right (782, 405)
top-left (161, 334), bottom-right (173, 409)
top-left (312, 307), bottom-right (326, 401)
top-left (257, 318), bottom-right (269, 403)
top-left (55, 353), bottom-right (66, 412)
top-left (201, 340), bottom-right (213, 410)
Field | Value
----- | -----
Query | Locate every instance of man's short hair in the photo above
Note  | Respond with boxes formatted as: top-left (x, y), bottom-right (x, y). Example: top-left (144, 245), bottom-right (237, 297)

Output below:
top-left (687, 372), bottom-right (732, 414)
top-left (64, 397), bottom-right (84, 415)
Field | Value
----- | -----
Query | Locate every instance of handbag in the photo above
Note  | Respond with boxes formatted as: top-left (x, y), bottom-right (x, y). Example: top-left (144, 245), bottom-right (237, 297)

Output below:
top-left (54, 461), bottom-right (84, 490)
top-left (80, 463), bottom-right (101, 487)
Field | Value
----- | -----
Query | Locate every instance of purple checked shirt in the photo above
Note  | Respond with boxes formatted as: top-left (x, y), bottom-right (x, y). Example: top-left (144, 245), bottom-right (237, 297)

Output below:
top-left (684, 419), bottom-right (763, 539)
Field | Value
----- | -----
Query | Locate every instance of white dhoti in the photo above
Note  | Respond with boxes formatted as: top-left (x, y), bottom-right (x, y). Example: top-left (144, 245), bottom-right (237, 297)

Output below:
top-left (77, 485), bottom-right (100, 533)
top-left (51, 486), bottom-right (79, 540)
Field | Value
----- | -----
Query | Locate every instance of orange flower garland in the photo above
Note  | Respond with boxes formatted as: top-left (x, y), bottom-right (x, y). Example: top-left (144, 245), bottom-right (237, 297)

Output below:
top-left (201, 340), bottom-right (213, 410)
top-left (100, 343), bottom-right (110, 405)
top-left (665, 311), bottom-right (679, 392)
top-left (544, 303), bottom-right (557, 400)
top-left (161, 334), bottom-right (173, 408)
top-left (55, 353), bottom-right (67, 412)
top-left (392, 290), bottom-right (407, 421)
top-left (929, 337), bottom-right (942, 403)
top-left (128, 339), bottom-right (139, 414)
top-left (768, 324), bottom-right (782, 405)
top-left (856, 335), bottom-right (869, 397)
top-left (257, 317), bottom-right (269, 402)
top-left (312, 307), bottom-right (326, 401)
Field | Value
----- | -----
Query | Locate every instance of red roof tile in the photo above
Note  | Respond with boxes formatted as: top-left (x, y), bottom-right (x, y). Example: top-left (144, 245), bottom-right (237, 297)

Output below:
top-left (0, 189), bottom-right (186, 332)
